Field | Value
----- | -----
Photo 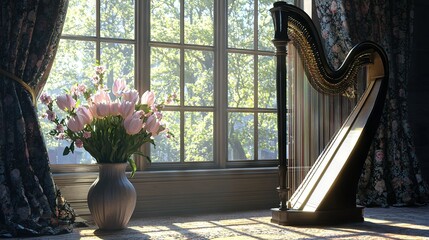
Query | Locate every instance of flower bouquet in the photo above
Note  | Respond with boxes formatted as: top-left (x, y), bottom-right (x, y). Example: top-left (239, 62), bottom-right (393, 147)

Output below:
top-left (41, 66), bottom-right (174, 176)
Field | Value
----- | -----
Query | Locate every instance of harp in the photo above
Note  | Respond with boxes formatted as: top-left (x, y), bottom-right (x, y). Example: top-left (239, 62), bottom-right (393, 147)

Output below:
top-left (270, 2), bottom-right (389, 225)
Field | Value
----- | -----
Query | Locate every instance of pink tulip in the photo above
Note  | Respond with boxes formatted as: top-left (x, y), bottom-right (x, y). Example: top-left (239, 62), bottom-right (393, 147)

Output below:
top-left (89, 103), bottom-right (99, 119)
top-left (67, 116), bottom-right (84, 132)
top-left (56, 124), bottom-right (64, 133)
top-left (75, 139), bottom-right (84, 148)
top-left (122, 89), bottom-right (139, 104)
top-left (110, 102), bottom-right (120, 116)
top-left (112, 78), bottom-right (126, 97)
top-left (145, 114), bottom-right (161, 136)
top-left (40, 93), bottom-right (52, 105)
top-left (95, 103), bottom-right (110, 118)
top-left (76, 106), bottom-right (93, 125)
top-left (56, 94), bottom-right (76, 111)
top-left (46, 110), bottom-right (56, 121)
top-left (83, 131), bottom-right (91, 139)
top-left (119, 100), bottom-right (135, 119)
top-left (71, 83), bottom-right (87, 97)
top-left (92, 89), bottom-right (111, 104)
top-left (95, 66), bottom-right (106, 75)
top-left (123, 111), bottom-right (144, 135)
top-left (141, 90), bottom-right (155, 106)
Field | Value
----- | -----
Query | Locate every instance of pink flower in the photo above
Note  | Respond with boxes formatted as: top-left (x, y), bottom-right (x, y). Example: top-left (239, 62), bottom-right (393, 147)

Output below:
top-left (46, 110), bottom-right (56, 121)
top-left (112, 78), bottom-right (126, 97)
top-left (72, 83), bottom-right (87, 97)
top-left (75, 139), bottom-right (84, 148)
top-left (75, 106), bottom-right (93, 125)
top-left (67, 116), bottom-right (84, 132)
top-left (145, 114), bottom-right (160, 136)
top-left (92, 89), bottom-right (111, 104)
top-left (95, 66), bottom-right (106, 75)
top-left (95, 103), bottom-right (111, 118)
top-left (56, 124), bottom-right (64, 133)
top-left (141, 90), bottom-right (155, 106)
top-left (56, 133), bottom-right (65, 140)
top-left (122, 89), bottom-right (139, 104)
top-left (56, 94), bottom-right (76, 111)
top-left (40, 93), bottom-right (52, 105)
top-left (165, 92), bottom-right (177, 105)
top-left (123, 111), bottom-right (144, 135)
top-left (83, 131), bottom-right (91, 139)
top-left (119, 100), bottom-right (135, 119)
top-left (89, 103), bottom-right (99, 119)
top-left (154, 111), bottom-right (162, 120)
top-left (151, 104), bottom-right (158, 112)
top-left (110, 102), bottom-right (120, 116)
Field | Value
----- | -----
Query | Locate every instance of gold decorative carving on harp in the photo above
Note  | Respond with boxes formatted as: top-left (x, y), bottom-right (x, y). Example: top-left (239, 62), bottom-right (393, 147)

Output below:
top-left (270, 2), bottom-right (389, 225)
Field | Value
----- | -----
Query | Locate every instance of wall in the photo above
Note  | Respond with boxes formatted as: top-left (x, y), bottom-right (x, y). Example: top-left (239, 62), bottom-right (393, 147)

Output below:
top-left (409, 0), bottom-right (429, 183)
top-left (54, 168), bottom-right (279, 218)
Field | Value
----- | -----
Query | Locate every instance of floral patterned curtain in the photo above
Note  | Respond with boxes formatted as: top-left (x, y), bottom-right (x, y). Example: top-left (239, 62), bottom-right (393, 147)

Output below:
top-left (0, 0), bottom-right (73, 237)
top-left (315, 0), bottom-right (429, 206)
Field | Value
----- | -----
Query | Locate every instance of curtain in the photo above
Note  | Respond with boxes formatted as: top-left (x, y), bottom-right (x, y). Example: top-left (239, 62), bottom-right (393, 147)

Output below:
top-left (315, 0), bottom-right (429, 207)
top-left (0, 0), bottom-right (74, 237)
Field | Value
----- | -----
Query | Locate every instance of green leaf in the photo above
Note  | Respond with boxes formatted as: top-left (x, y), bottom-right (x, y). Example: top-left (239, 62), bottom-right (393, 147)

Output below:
top-left (63, 146), bottom-right (70, 155)
top-left (128, 158), bottom-right (137, 178)
top-left (133, 152), bottom-right (151, 163)
top-left (70, 141), bottom-right (75, 153)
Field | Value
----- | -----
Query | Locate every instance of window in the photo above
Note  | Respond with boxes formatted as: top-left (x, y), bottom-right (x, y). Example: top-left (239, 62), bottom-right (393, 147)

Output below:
top-left (40, 0), bottom-right (303, 171)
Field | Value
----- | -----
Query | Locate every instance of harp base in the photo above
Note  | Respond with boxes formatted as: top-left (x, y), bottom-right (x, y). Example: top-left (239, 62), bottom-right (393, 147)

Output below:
top-left (271, 206), bottom-right (364, 226)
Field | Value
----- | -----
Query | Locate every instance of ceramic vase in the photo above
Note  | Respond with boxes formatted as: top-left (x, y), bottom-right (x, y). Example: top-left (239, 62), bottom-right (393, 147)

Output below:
top-left (87, 163), bottom-right (136, 230)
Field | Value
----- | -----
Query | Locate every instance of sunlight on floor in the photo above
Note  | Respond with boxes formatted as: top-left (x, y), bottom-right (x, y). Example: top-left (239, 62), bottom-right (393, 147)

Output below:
top-left (46, 207), bottom-right (428, 240)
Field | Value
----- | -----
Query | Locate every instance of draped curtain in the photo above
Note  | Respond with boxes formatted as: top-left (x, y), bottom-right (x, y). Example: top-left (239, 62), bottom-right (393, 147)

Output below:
top-left (0, 0), bottom-right (72, 237)
top-left (315, 0), bottom-right (429, 206)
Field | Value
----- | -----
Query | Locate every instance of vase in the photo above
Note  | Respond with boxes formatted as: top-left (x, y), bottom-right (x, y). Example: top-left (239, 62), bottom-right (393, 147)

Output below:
top-left (87, 163), bottom-right (136, 230)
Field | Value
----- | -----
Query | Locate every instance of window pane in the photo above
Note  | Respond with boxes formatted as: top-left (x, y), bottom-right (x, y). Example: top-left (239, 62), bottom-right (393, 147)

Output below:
top-left (258, 0), bottom-right (275, 51)
top-left (151, 0), bottom-right (180, 43)
top-left (228, 53), bottom-right (254, 108)
top-left (184, 50), bottom-right (214, 106)
top-left (151, 111), bottom-right (180, 162)
top-left (100, 0), bottom-right (135, 39)
top-left (258, 113), bottom-right (278, 160)
top-left (184, 0), bottom-right (214, 46)
top-left (62, 0), bottom-right (96, 36)
top-left (228, 0), bottom-right (254, 49)
top-left (258, 55), bottom-right (276, 108)
top-left (150, 47), bottom-right (180, 104)
top-left (41, 40), bottom-right (96, 164)
top-left (184, 112), bottom-right (213, 162)
top-left (228, 112), bottom-right (254, 160)
top-left (100, 42), bottom-right (135, 88)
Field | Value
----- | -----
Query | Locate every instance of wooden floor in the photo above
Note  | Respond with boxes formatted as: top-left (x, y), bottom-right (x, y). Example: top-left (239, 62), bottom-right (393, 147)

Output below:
top-left (24, 205), bottom-right (429, 240)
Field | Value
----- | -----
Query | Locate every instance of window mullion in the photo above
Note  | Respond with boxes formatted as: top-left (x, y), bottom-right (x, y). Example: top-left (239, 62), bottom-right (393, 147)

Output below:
top-left (180, 0), bottom-right (185, 163)
top-left (136, 0), bottom-right (151, 170)
top-left (96, 0), bottom-right (101, 62)
top-left (253, 1), bottom-right (259, 161)
top-left (215, 0), bottom-right (228, 168)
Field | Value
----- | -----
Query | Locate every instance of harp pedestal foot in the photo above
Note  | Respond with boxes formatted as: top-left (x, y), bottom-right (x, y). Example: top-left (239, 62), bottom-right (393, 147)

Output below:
top-left (271, 206), bottom-right (364, 226)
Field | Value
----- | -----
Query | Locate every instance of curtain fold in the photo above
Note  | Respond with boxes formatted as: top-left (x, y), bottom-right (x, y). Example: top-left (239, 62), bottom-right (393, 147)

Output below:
top-left (0, 0), bottom-right (73, 237)
top-left (315, 0), bottom-right (429, 207)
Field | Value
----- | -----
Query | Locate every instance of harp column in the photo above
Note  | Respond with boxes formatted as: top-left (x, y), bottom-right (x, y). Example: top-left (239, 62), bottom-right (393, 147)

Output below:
top-left (270, 1), bottom-right (290, 216)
